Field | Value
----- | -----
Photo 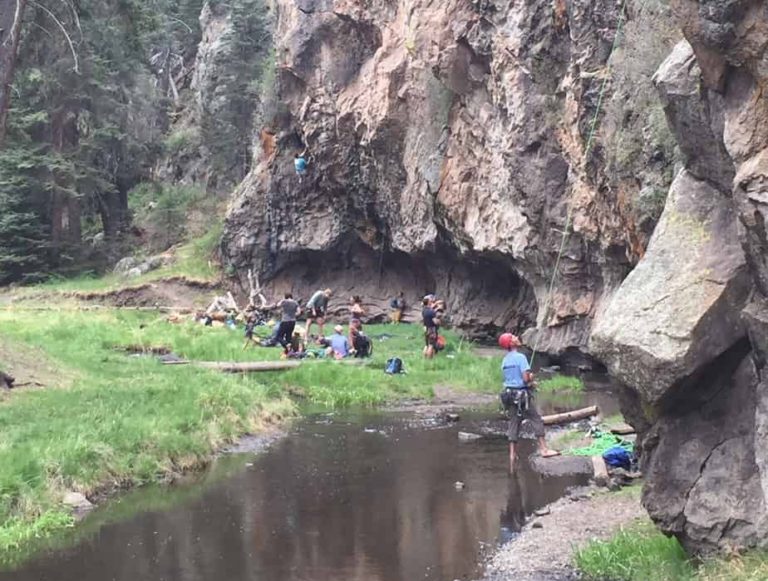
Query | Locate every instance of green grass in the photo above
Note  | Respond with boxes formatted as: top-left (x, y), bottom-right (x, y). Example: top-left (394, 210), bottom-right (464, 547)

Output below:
top-left (103, 316), bottom-right (501, 407)
top-left (0, 512), bottom-right (74, 555)
top-left (575, 519), bottom-right (694, 580)
top-left (9, 221), bottom-right (222, 298)
top-left (0, 311), bottom-right (506, 559)
top-left (537, 374), bottom-right (585, 393)
top-left (575, 518), bottom-right (768, 581)
top-left (0, 309), bottom-right (294, 558)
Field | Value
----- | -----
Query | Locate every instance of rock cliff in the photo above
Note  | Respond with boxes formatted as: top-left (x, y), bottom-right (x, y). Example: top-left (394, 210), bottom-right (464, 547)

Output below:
top-left (592, 1), bottom-right (768, 555)
top-left (209, 0), bottom-right (768, 557)
top-left (220, 0), bottom-right (679, 349)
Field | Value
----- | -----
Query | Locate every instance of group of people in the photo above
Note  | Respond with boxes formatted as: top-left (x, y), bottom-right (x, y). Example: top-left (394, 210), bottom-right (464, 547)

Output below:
top-left (201, 281), bottom-right (559, 467)
top-left (242, 288), bottom-right (373, 360)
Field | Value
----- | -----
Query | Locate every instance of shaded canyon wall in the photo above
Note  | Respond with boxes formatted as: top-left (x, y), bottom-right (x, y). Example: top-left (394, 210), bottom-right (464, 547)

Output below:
top-left (592, 0), bottom-right (768, 556)
top-left (220, 0), bottom-right (679, 348)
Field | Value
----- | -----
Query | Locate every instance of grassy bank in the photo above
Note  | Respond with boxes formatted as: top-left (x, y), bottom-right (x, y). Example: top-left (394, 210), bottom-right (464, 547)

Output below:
top-left (0, 309), bottom-right (293, 557)
top-left (575, 519), bottom-right (768, 581)
top-left (0, 307), bottom-right (589, 560)
top-left (6, 226), bottom-right (222, 299)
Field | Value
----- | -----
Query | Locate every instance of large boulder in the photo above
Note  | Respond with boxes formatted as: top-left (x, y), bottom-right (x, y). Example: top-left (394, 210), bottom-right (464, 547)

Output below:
top-left (652, 40), bottom-right (734, 190)
top-left (590, 168), bottom-right (749, 405)
top-left (641, 352), bottom-right (768, 554)
top-left (591, 12), bottom-right (768, 555)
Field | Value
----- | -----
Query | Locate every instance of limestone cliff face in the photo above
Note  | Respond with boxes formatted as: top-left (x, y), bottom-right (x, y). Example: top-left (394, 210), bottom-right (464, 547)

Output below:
top-left (592, 0), bottom-right (768, 555)
top-left (221, 0), bottom-right (678, 348)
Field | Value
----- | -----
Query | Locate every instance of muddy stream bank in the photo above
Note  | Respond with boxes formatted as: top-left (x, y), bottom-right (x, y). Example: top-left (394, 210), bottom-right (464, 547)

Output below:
top-left (3, 388), bottom-right (621, 581)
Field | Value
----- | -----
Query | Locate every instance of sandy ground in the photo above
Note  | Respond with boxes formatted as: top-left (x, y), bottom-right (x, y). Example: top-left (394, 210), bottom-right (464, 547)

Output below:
top-left (480, 486), bottom-right (645, 581)
top-left (0, 336), bottom-right (76, 390)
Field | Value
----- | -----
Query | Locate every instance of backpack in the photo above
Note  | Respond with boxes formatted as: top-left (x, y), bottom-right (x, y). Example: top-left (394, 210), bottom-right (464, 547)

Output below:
top-left (385, 357), bottom-right (404, 374)
top-left (602, 446), bottom-right (632, 469)
top-left (354, 335), bottom-right (373, 358)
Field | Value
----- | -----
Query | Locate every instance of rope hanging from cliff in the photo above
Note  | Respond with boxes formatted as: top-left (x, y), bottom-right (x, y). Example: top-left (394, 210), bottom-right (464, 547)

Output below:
top-left (530, 0), bottom-right (629, 366)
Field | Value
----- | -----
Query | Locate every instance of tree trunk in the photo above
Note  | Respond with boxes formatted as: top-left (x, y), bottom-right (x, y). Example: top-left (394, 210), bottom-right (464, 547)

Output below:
top-left (0, 0), bottom-right (28, 148)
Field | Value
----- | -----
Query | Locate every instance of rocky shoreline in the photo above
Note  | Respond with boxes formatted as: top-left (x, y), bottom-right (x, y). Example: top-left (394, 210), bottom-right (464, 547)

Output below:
top-left (480, 484), bottom-right (645, 581)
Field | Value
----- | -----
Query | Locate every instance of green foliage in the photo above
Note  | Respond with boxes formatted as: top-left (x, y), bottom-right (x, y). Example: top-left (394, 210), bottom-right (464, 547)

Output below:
top-left (0, 0), bottom-right (219, 285)
top-left (129, 182), bottom-right (213, 252)
top-left (0, 309), bottom-right (295, 554)
top-left (574, 518), bottom-right (768, 581)
top-left (574, 520), bottom-right (693, 581)
top-left (163, 126), bottom-right (200, 155)
top-left (0, 512), bottom-right (74, 555)
top-left (0, 144), bottom-right (49, 285)
top-left (198, 0), bottom-right (273, 180)
top-left (537, 374), bottom-right (585, 393)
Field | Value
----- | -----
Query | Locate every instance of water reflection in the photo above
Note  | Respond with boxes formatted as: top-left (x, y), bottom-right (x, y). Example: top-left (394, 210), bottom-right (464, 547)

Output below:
top-left (3, 412), bottom-right (590, 581)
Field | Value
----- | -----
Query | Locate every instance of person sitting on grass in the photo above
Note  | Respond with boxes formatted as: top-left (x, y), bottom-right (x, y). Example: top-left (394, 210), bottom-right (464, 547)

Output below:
top-left (328, 325), bottom-right (350, 359)
top-left (389, 292), bottom-right (406, 324)
top-left (349, 318), bottom-right (371, 358)
top-left (499, 332), bottom-right (559, 470)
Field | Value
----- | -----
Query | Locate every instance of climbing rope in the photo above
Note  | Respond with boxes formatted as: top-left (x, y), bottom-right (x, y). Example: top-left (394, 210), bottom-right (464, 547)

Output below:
top-left (530, 0), bottom-right (628, 366)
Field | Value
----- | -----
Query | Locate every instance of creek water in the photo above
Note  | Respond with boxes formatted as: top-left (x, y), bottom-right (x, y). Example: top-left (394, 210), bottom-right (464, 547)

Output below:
top-left (2, 408), bottom-right (602, 581)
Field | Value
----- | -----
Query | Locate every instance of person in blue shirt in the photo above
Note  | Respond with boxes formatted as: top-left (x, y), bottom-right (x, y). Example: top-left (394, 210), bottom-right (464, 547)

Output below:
top-left (499, 333), bottom-right (559, 469)
top-left (294, 149), bottom-right (309, 182)
top-left (329, 325), bottom-right (350, 359)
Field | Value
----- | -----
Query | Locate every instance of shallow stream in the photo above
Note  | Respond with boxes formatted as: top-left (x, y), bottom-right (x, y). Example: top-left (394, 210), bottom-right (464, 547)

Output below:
top-left (2, 407), bottom-right (605, 581)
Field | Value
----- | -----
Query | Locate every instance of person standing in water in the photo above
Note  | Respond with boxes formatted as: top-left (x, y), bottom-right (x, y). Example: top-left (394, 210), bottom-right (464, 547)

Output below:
top-left (305, 288), bottom-right (332, 339)
top-left (499, 332), bottom-right (559, 469)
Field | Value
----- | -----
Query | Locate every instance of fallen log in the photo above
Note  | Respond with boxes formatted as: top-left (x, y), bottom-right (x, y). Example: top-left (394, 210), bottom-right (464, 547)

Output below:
top-left (183, 361), bottom-right (300, 373)
top-left (163, 358), bottom-right (369, 372)
top-left (591, 455), bottom-right (610, 486)
top-left (542, 405), bottom-right (599, 426)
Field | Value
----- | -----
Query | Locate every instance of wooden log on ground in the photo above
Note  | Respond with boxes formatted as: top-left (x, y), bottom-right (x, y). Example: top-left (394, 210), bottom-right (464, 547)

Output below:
top-left (591, 455), bottom-right (610, 486)
top-left (541, 405), bottom-right (599, 426)
top-left (163, 358), bottom-right (369, 372)
top-left (195, 361), bottom-right (301, 373)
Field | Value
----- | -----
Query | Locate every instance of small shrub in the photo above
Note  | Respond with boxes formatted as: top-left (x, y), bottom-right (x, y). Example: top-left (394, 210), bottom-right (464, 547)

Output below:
top-left (162, 126), bottom-right (199, 155)
top-left (574, 519), bottom-right (694, 581)
top-left (537, 374), bottom-right (585, 393)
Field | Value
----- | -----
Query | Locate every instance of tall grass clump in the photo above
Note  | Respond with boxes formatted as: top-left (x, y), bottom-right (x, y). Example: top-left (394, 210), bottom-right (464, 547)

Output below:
top-left (537, 374), bottom-right (585, 393)
top-left (0, 310), bottom-right (294, 553)
top-left (574, 519), bottom-right (694, 581)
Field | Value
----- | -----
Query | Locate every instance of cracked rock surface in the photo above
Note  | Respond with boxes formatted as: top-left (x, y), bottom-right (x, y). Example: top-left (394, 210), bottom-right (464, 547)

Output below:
top-left (220, 0), bottom-right (679, 347)
top-left (592, 0), bottom-right (768, 555)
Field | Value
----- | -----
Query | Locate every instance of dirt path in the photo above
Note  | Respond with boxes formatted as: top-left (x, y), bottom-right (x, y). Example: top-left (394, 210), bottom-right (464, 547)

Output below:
top-left (481, 486), bottom-right (645, 581)
top-left (0, 336), bottom-right (76, 390)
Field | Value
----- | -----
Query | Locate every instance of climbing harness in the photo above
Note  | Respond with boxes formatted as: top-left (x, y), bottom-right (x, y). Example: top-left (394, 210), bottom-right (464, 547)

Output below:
top-left (530, 0), bottom-right (629, 365)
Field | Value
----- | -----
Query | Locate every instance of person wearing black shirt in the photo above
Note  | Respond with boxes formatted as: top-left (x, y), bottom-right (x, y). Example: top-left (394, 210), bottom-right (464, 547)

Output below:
top-left (422, 296), bottom-right (440, 359)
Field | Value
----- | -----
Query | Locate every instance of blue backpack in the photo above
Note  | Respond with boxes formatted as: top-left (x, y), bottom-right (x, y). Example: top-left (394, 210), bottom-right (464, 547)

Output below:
top-left (602, 446), bottom-right (632, 469)
top-left (385, 358), bottom-right (404, 374)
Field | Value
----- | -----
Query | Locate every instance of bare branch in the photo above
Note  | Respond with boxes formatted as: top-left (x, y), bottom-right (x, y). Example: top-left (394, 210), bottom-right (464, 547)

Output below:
top-left (2, 0), bottom-right (25, 49)
top-left (57, 0), bottom-right (82, 42)
top-left (30, 0), bottom-right (79, 74)
top-left (166, 15), bottom-right (194, 34)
